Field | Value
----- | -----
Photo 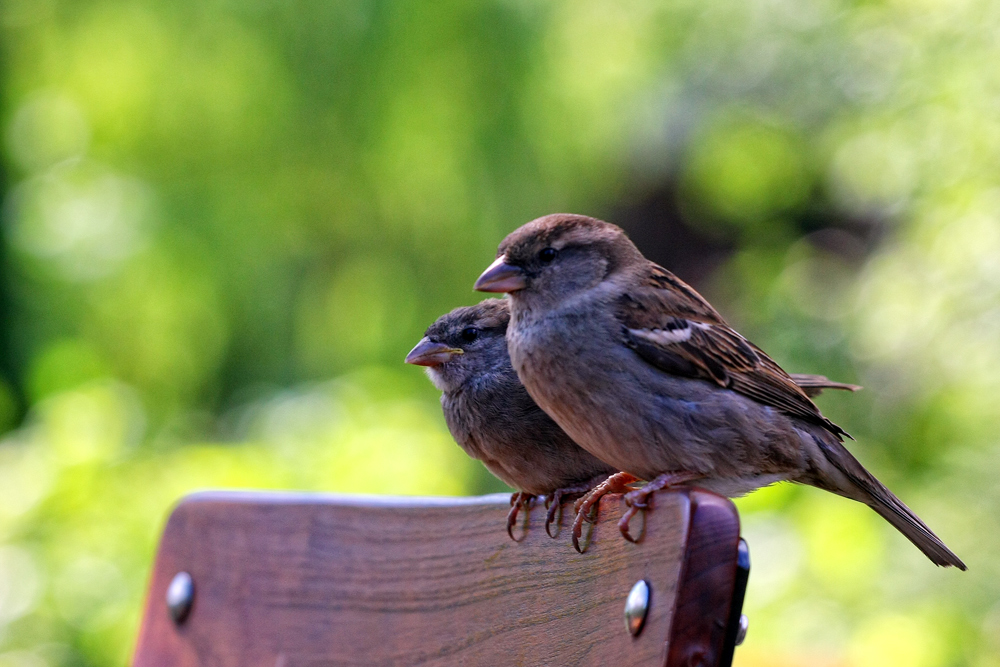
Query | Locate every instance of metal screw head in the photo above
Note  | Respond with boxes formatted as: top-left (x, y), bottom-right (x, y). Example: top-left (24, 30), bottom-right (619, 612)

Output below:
top-left (735, 614), bottom-right (749, 646)
top-left (166, 571), bottom-right (194, 624)
top-left (624, 579), bottom-right (650, 637)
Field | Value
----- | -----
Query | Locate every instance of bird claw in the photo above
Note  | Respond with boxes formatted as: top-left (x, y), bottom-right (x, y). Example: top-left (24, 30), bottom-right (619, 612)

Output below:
top-left (571, 502), bottom-right (598, 553)
top-left (617, 488), bottom-right (654, 541)
top-left (506, 503), bottom-right (520, 541)
top-left (568, 472), bottom-right (638, 553)
top-left (544, 494), bottom-right (562, 539)
top-left (616, 471), bottom-right (702, 544)
top-left (506, 492), bottom-right (535, 541)
top-left (618, 505), bottom-right (643, 543)
top-left (541, 481), bottom-right (602, 539)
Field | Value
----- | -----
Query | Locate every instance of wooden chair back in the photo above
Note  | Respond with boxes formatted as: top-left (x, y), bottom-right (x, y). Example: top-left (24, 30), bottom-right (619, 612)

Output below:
top-left (132, 488), bottom-right (748, 666)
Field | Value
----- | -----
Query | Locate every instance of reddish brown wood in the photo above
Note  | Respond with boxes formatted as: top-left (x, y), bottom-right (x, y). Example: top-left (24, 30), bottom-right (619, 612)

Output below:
top-left (666, 493), bottom-right (743, 667)
top-left (132, 488), bottom-right (740, 667)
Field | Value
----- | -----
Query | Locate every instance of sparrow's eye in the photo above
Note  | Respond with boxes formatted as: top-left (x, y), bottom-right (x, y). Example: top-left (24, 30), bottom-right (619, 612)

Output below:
top-left (460, 327), bottom-right (479, 343)
top-left (539, 247), bottom-right (557, 263)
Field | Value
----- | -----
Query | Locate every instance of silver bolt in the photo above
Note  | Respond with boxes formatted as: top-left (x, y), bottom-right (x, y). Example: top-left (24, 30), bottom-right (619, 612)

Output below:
top-left (735, 614), bottom-right (749, 646)
top-left (166, 571), bottom-right (194, 625)
top-left (624, 579), bottom-right (650, 637)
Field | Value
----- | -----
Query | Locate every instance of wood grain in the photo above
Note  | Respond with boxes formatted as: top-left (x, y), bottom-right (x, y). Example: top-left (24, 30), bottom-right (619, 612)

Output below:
top-left (132, 489), bottom-right (740, 667)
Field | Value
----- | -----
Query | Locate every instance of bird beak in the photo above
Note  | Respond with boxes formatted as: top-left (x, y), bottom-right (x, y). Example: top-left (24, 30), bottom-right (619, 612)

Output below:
top-left (474, 255), bottom-right (527, 293)
top-left (405, 338), bottom-right (464, 367)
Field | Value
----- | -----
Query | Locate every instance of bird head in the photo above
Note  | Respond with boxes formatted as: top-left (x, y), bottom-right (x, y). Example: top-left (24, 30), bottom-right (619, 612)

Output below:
top-left (474, 214), bottom-right (642, 308)
top-left (405, 299), bottom-right (511, 392)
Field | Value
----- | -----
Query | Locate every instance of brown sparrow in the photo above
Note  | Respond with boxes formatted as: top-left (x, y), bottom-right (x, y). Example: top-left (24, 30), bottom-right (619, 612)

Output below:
top-left (405, 298), bottom-right (621, 538)
top-left (475, 214), bottom-right (964, 569)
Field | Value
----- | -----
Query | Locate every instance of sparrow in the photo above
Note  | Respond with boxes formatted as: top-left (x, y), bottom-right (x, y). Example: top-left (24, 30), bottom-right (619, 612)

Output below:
top-left (475, 213), bottom-right (965, 569)
top-left (405, 298), bottom-right (622, 538)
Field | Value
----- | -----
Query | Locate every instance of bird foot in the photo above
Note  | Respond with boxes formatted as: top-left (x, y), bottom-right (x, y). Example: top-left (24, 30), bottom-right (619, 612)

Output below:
top-left (506, 492), bottom-right (536, 541)
top-left (543, 482), bottom-right (594, 538)
top-left (618, 471), bottom-right (702, 543)
top-left (569, 472), bottom-right (639, 553)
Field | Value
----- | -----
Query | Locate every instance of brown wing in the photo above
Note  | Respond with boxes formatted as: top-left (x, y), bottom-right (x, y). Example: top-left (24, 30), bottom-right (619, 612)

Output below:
top-left (618, 264), bottom-right (850, 439)
top-left (637, 265), bottom-right (729, 323)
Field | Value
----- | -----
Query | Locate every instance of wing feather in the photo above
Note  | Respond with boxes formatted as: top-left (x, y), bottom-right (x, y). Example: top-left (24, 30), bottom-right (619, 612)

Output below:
top-left (618, 265), bottom-right (850, 439)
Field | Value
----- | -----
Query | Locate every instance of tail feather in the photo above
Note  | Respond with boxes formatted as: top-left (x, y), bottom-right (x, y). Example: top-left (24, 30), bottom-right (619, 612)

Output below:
top-left (813, 435), bottom-right (966, 570)
top-left (790, 373), bottom-right (863, 398)
top-left (869, 499), bottom-right (966, 570)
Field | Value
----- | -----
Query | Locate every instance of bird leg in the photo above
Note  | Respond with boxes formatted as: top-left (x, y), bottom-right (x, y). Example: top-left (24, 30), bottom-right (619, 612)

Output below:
top-left (543, 481), bottom-right (599, 539)
top-left (618, 471), bottom-right (703, 543)
top-left (506, 492), bottom-right (536, 541)
top-left (570, 472), bottom-right (639, 553)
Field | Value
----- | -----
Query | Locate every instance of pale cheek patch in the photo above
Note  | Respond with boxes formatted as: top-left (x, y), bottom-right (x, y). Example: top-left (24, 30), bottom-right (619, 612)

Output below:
top-left (425, 367), bottom-right (449, 392)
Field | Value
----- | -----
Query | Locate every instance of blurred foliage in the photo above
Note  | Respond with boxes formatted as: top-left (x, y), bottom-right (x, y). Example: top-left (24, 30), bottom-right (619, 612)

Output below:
top-left (0, 0), bottom-right (999, 665)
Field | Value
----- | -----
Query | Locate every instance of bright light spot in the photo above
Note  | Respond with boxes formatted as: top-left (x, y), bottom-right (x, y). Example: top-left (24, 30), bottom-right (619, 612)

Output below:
top-left (5, 161), bottom-right (153, 281)
top-left (0, 547), bottom-right (41, 625)
top-left (0, 441), bottom-right (54, 520)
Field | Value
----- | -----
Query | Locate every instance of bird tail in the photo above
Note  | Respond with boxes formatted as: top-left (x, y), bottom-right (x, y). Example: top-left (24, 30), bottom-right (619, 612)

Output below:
top-left (809, 433), bottom-right (966, 570)
top-left (790, 373), bottom-right (862, 398)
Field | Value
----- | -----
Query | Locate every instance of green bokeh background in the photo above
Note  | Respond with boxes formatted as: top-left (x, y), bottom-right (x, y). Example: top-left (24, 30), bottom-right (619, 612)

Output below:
top-left (1, 0), bottom-right (999, 665)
